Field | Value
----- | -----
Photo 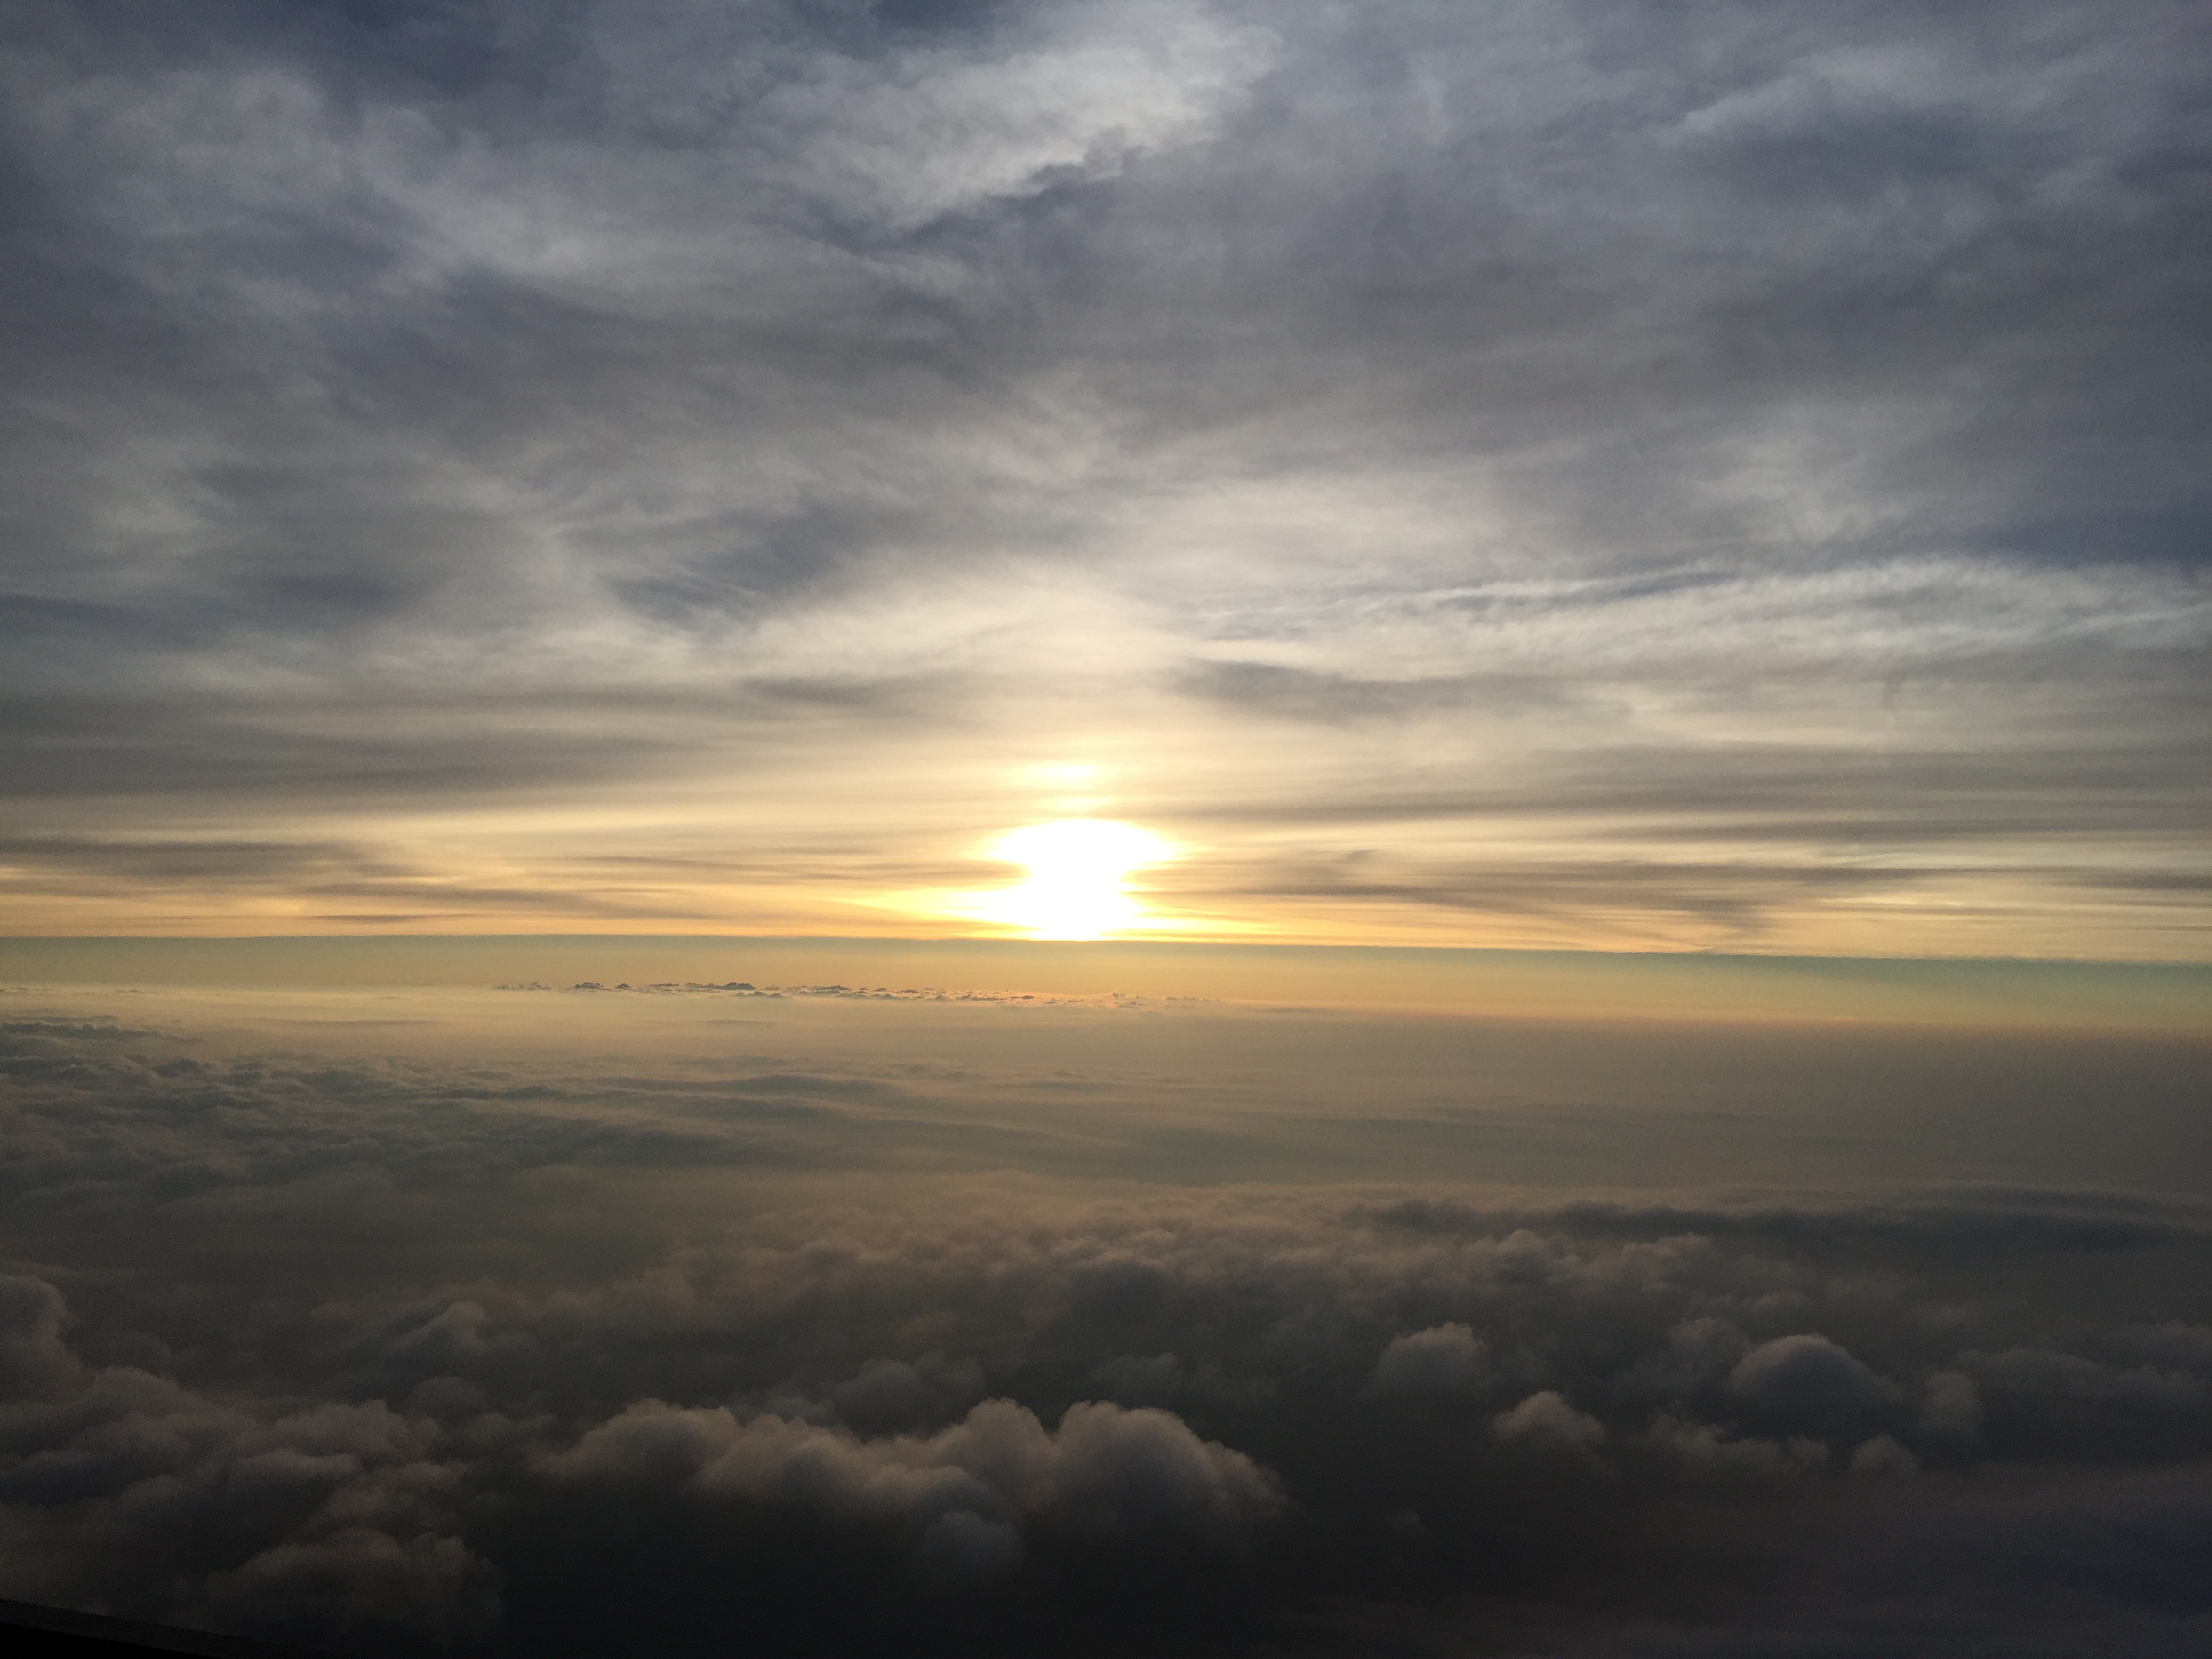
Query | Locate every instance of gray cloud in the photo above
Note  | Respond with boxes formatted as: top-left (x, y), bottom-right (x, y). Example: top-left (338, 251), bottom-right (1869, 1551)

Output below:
top-left (0, 0), bottom-right (2201, 943)
top-left (543, 1393), bottom-right (1284, 1565)
top-left (3, 994), bottom-right (2209, 1652)
top-left (1367, 1322), bottom-right (1490, 1396)
top-left (1727, 1332), bottom-right (1901, 1428)
top-left (1492, 1389), bottom-right (1607, 1453)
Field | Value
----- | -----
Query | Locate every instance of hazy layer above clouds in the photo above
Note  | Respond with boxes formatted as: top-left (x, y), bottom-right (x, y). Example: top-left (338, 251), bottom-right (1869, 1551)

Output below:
top-left (3, 0), bottom-right (2207, 952)
top-left (1, 986), bottom-right (2209, 1654)
top-left (7, 933), bottom-right (2212, 1032)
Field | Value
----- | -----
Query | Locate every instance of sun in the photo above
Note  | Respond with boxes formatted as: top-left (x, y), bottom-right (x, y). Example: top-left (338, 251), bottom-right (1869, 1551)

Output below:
top-left (978, 819), bottom-right (1174, 940)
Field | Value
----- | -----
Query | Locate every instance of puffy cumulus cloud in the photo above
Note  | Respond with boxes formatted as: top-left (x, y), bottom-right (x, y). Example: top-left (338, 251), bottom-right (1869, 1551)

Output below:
top-left (0, 1275), bottom-right (85, 1399)
top-left (1491, 1391), bottom-right (1605, 1455)
top-left (1627, 1313), bottom-right (1752, 1398)
top-left (1726, 1334), bottom-right (1902, 1427)
top-left (2107, 1322), bottom-right (2212, 1373)
top-left (1640, 1414), bottom-right (1830, 1483)
top-left (825, 1354), bottom-right (987, 1435)
top-left (1848, 1432), bottom-right (1921, 1476)
top-left (204, 1528), bottom-right (498, 1650)
top-left (909, 1506), bottom-right (1023, 1591)
top-left (380, 1301), bottom-right (493, 1371)
top-left (546, 1394), bottom-right (1283, 1566)
top-left (1366, 1322), bottom-right (1488, 1396)
top-left (0, 1278), bottom-right (497, 1649)
top-left (1961, 1347), bottom-right (2212, 1459)
top-left (1921, 1368), bottom-right (1985, 1443)
top-left (1088, 1351), bottom-right (1186, 1405)
top-left (1, 1003), bottom-right (2210, 1654)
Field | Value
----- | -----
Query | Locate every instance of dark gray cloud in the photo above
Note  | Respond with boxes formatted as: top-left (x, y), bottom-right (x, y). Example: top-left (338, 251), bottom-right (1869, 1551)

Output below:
top-left (1, 992), bottom-right (2209, 1652)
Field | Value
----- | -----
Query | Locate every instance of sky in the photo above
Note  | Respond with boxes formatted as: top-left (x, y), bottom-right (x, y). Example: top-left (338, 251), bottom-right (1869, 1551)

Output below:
top-left (3, 0), bottom-right (2208, 956)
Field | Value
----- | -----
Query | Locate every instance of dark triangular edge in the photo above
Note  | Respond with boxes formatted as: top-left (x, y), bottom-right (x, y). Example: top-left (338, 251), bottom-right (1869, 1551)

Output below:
top-left (0, 1599), bottom-right (329, 1658)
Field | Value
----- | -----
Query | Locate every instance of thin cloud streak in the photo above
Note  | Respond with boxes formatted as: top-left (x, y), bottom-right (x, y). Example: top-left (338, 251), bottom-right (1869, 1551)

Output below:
top-left (1, 0), bottom-right (2205, 951)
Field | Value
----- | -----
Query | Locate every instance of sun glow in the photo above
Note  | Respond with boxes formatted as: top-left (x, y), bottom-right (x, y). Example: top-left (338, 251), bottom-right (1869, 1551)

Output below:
top-left (977, 819), bottom-right (1174, 940)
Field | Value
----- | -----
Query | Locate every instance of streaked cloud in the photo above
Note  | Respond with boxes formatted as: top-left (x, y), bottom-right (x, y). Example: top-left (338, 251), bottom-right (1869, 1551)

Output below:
top-left (1, 0), bottom-right (2204, 951)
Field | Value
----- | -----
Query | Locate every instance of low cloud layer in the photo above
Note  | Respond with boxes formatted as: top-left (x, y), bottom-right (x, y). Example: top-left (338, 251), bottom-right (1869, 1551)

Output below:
top-left (1, 993), bottom-right (2208, 1653)
top-left (1, 0), bottom-right (2205, 950)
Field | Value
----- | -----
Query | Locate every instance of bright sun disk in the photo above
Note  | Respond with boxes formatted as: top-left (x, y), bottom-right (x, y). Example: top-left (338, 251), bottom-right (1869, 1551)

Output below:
top-left (980, 819), bottom-right (1174, 940)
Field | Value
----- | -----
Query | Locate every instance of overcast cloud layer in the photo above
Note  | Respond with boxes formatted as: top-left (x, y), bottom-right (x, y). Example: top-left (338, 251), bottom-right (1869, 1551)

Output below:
top-left (3, 0), bottom-right (2209, 950)
top-left (1, 987), bottom-right (2209, 1654)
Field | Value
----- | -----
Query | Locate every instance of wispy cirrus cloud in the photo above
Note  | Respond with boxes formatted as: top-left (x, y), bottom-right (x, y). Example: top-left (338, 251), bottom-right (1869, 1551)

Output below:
top-left (0, 0), bottom-right (2204, 949)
